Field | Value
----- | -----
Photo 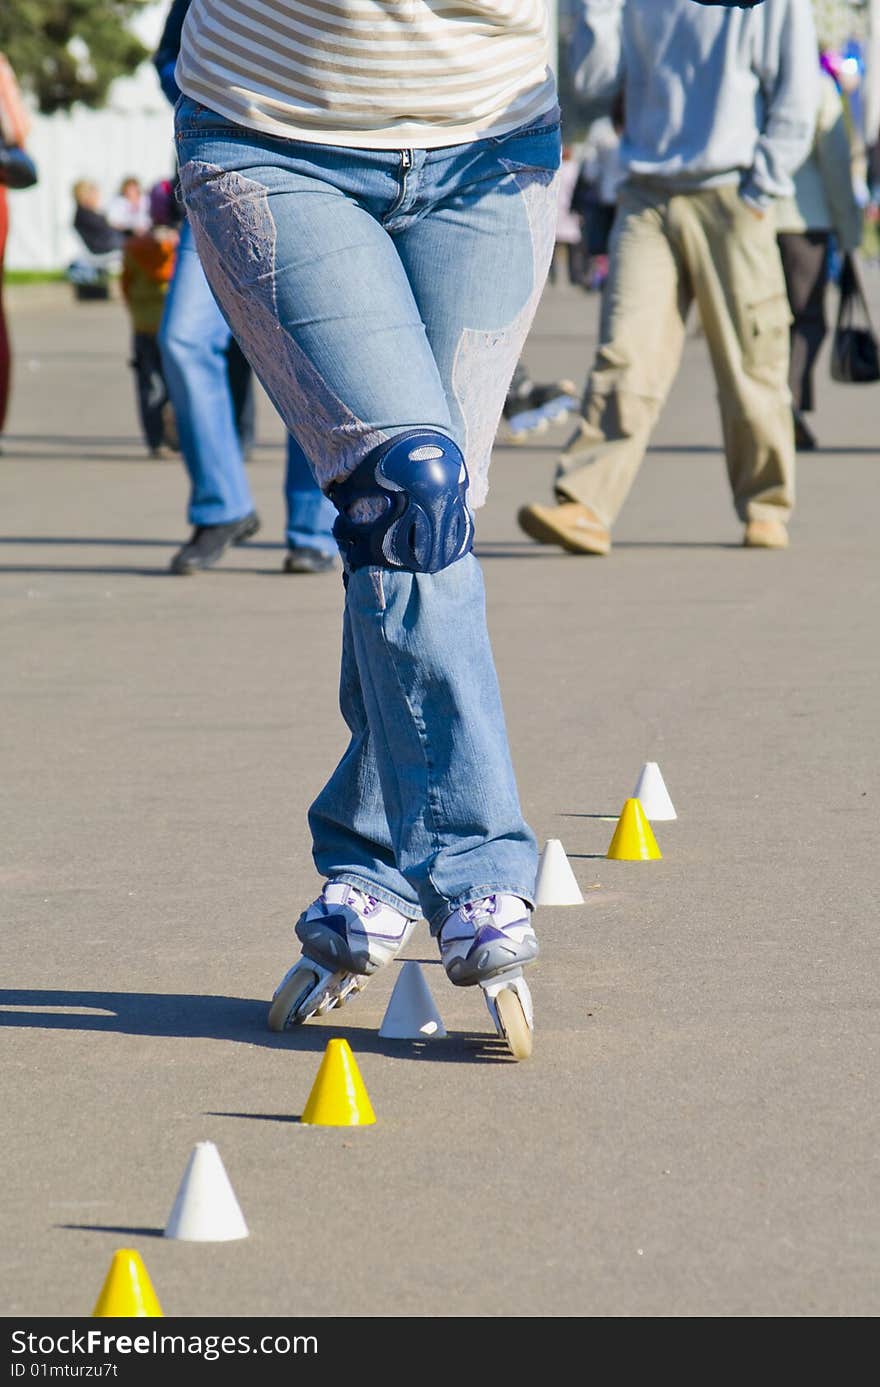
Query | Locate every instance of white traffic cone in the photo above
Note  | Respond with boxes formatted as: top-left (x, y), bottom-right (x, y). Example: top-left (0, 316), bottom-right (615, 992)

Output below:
top-left (632, 762), bottom-right (677, 821)
top-left (164, 1141), bottom-right (249, 1242)
top-left (379, 960), bottom-right (446, 1040)
top-left (534, 838), bottom-right (584, 905)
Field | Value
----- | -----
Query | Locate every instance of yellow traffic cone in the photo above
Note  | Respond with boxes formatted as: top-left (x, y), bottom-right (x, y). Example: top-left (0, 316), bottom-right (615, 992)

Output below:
top-left (301, 1037), bottom-right (376, 1127)
top-left (606, 798), bottom-right (662, 861)
top-left (92, 1249), bottom-right (163, 1317)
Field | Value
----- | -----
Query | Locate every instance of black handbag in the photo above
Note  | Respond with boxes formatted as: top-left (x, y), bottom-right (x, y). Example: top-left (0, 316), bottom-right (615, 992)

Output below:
top-left (830, 253), bottom-right (880, 385)
top-left (0, 138), bottom-right (38, 190)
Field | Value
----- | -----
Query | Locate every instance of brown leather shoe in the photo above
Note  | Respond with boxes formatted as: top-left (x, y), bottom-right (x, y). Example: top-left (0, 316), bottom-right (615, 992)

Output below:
top-left (743, 519), bottom-right (789, 549)
top-left (517, 500), bottom-right (611, 555)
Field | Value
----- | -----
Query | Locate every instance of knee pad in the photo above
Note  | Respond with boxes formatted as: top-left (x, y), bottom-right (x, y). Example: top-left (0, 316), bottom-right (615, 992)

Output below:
top-left (330, 429), bottom-right (474, 573)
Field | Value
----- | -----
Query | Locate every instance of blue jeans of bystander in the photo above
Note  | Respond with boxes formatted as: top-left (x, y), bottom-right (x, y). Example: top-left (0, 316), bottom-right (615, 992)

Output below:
top-left (159, 218), bottom-right (337, 553)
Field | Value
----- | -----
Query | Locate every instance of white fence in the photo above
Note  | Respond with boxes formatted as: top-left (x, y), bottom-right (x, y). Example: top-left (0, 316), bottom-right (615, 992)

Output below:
top-left (6, 0), bottom-right (176, 274)
top-left (6, 62), bottom-right (177, 273)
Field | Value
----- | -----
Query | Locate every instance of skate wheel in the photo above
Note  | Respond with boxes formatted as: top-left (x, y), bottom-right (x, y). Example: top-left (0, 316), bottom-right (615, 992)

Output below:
top-left (494, 986), bottom-right (533, 1060)
top-left (267, 965), bottom-right (321, 1032)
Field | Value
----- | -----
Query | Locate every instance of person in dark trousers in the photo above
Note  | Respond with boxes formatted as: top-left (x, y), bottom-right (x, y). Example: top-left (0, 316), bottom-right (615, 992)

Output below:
top-left (119, 179), bottom-right (180, 457)
top-left (775, 61), bottom-right (864, 450)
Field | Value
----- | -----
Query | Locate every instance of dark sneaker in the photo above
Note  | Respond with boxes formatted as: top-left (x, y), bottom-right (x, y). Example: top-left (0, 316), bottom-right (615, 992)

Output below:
top-left (169, 512), bottom-right (260, 575)
top-left (527, 380), bottom-right (579, 413)
top-left (499, 378), bottom-right (580, 444)
top-left (282, 546), bottom-right (337, 574)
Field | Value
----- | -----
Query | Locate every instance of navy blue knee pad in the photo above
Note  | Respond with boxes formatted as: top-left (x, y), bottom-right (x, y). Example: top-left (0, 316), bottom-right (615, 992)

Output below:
top-left (330, 429), bottom-right (474, 573)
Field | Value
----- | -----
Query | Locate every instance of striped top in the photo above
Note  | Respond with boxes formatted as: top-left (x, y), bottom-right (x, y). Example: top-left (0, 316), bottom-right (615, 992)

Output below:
top-left (175, 1), bottom-right (556, 148)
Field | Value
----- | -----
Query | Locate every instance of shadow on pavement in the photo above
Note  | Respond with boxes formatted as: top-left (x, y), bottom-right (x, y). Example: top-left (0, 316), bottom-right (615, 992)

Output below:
top-left (643, 443), bottom-right (879, 455)
top-left (0, 535), bottom-right (285, 551)
top-left (0, 535), bottom-right (179, 547)
top-left (0, 989), bottom-right (516, 1064)
top-left (57, 1224), bottom-right (165, 1237)
top-left (0, 534), bottom-right (303, 575)
top-left (0, 564), bottom-right (298, 576)
top-left (1, 433), bottom-right (154, 448)
top-left (476, 539), bottom-right (743, 556)
top-left (0, 565), bottom-right (172, 576)
top-left (0, 534), bottom-right (176, 575)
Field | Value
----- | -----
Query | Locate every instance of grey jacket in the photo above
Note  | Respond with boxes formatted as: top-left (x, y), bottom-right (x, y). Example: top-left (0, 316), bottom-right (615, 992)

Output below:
top-left (569, 0), bottom-right (820, 208)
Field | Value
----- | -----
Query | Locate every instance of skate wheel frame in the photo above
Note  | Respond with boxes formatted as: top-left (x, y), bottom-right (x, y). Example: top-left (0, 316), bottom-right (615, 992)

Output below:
top-left (267, 965), bottom-right (321, 1032)
top-left (267, 962), bottom-right (368, 1032)
top-left (482, 974), bottom-right (534, 1060)
top-left (493, 987), bottom-right (533, 1060)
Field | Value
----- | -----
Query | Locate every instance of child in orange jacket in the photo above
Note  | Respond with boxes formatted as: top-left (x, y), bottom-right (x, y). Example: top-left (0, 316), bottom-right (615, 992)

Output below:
top-left (120, 179), bottom-right (180, 456)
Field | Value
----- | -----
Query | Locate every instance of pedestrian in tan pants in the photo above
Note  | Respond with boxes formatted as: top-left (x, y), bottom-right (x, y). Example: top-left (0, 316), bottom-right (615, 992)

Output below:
top-left (518, 0), bottom-right (820, 555)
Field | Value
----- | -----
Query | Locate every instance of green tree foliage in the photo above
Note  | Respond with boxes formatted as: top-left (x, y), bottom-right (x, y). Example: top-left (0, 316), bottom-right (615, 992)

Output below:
top-left (0, 1), bottom-right (152, 114)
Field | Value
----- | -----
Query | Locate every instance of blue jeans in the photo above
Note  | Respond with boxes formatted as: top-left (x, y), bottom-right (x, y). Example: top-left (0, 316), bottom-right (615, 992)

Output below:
top-left (175, 96), bottom-right (560, 929)
top-left (158, 219), bottom-right (337, 553)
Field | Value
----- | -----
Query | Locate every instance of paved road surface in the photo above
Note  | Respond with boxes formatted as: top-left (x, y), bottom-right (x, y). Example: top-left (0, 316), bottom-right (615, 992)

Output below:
top-left (1, 275), bottom-right (878, 1319)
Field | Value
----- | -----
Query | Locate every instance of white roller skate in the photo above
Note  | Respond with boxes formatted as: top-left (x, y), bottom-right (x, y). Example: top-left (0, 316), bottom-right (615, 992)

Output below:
top-left (268, 882), bottom-right (418, 1032)
top-left (439, 894), bottom-right (538, 1060)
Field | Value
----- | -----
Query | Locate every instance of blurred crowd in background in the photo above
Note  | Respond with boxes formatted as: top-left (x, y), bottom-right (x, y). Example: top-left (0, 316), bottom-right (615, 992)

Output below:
top-left (2, 1), bottom-right (879, 565)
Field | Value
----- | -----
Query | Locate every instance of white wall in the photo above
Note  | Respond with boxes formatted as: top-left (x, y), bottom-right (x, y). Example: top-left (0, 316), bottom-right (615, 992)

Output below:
top-left (6, 2), bottom-right (176, 272)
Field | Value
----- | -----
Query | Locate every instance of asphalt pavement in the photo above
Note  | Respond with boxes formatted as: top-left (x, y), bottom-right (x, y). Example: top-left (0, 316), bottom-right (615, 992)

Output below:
top-left (1, 272), bottom-right (878, 1320)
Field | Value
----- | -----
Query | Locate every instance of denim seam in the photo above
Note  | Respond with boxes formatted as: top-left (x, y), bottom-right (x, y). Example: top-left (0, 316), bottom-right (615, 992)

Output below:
top-left (178, 161), bottom-right (390, 492)
top-left (330, 872), bottom-right (422, 920)
top-left (378, 597), bottom-right (445, 909)
top-left (486, 118), bottom-right (562, 146)
top-left (427, 885), bottom-right (537, 935)
top-left (175, 123), bottom-right (250, 145)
